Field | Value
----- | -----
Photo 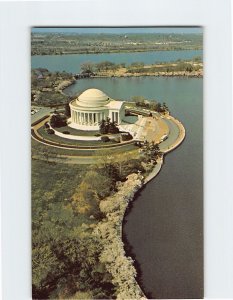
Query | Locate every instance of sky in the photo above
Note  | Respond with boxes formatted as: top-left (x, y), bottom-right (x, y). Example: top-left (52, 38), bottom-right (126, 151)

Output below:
top-left (32, 27), bottom-right (202, 34)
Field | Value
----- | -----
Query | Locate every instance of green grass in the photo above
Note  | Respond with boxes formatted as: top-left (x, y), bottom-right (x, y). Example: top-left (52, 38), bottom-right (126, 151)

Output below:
top-left (31, 159), bottom-right (93, 230)
top-left (32, 137), bottom-right (138, 157)
top-left (38, 127), bottom-right (116, 146)
top-left (32, 159), bottom-right (88, 202)
top-left (54, 125), bottom-right (100, 136)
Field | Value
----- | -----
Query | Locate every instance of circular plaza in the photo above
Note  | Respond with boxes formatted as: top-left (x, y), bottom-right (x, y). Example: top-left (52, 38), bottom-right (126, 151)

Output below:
top-left (31, 87), bottom-right (185, 163)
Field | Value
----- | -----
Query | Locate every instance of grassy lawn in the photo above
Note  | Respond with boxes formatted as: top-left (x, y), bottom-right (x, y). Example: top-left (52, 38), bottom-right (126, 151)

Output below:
top-left (32, 159), bottom-right (88, 203)
top-left (32, 137), bottom-right (97, 156)
top-left (31, 160), bottom-right (94, 240)
top-left (32, 137), bottom-right (139, 157)
top-left (37, 127), bottom-right (116, 146)
top-left (54, 125), bottom-right (100, 136)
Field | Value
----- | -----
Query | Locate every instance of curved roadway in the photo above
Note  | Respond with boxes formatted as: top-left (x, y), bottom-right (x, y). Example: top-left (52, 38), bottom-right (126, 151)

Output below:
top-left (31, 107), bottom-right (185, 164)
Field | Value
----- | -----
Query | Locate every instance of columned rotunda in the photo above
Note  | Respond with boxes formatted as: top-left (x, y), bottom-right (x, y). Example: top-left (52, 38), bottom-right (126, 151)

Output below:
top-left (69, 88), bottom-right (125, 130)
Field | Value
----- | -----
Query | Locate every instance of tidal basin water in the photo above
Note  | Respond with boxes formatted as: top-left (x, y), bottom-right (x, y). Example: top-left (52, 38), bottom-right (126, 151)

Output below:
top-left (31, 49), bottom-right (202, 73)
top-left (65, 77), bottom-right (203, 299)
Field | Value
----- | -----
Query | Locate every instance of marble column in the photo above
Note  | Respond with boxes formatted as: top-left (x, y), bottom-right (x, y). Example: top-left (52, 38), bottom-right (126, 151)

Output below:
top-left (90, 113), bottom-right (92, 125)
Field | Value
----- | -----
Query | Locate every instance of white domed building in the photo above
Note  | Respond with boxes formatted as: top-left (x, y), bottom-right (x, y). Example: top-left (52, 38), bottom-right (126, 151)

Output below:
top-left (69, 88), bottom-right (125, 130)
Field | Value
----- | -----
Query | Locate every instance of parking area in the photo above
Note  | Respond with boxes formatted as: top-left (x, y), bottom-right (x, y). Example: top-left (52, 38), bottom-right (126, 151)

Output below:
top-left (31, 107), bottom-right (52, 124)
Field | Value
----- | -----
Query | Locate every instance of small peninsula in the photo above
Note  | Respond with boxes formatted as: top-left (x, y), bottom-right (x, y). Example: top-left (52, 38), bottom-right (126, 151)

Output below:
top-left (32, 87), bottom-right (185, 299)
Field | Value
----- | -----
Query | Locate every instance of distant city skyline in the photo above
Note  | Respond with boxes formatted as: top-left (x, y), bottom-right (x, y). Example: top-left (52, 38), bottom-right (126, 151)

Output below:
top-left (32, 27), bottom-right (202, 34)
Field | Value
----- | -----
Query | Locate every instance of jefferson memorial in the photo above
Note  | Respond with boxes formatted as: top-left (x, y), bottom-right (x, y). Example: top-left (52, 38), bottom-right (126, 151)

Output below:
top-left (69, 88), bottom-right (125, 130)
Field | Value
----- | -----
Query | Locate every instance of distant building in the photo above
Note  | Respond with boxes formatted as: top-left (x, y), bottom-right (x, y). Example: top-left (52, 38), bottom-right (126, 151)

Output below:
top-left (69, 88), bottom-right (125, 130)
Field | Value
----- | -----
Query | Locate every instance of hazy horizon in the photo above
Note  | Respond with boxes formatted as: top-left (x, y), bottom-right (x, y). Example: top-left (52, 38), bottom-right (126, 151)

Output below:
top-left (32, 27), bottom-right (202, 34)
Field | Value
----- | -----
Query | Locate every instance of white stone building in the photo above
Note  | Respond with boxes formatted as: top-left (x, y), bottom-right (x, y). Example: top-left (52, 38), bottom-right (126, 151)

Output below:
top-left (69, 88), bottom-right (125, 130)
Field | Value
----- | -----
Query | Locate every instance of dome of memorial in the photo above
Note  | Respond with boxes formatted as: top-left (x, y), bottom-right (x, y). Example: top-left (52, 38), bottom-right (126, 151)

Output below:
top-left (76, 88), bottom-right (110, 107)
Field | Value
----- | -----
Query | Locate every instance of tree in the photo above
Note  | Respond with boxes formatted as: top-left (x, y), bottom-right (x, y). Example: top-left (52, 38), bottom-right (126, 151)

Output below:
top-left (105, 117), bottom-right (110, 133)
top-left (99, 118), bottom-right (119, 134)
top-left (185, 63), bottom-right (194, 72)
top-left (99, 119), bottom-right (108, 134)
top-left (71, 180), bottom-right (98, 215)
top-left (32, 245), bottom-right (59, 289)
top-left (71, 170), bottom-right (113, 216)
top-left (50, 114), bottom-right (67, 127)
top-left (155, 102), bottom-right (162, 112)
top-left (80, 61), bottom-right (94, 74)
top-left (142, 141), bottom-right (161, 162)
top-left (108, 121), bottom-right (119, 134)
top-left (32, 163), bottom-right (116, 299)
top-left (95, 61), bottom-right (116, 72)
top-left (162, 102), bottom-right (169, 112)
top-left (71, 291), bottom-right (94, 299)
top-left (94, 149), bottom-right (120, 185)
top-left (82, 170), bottom-right (112, 199)
top-left (130, 62), bottom-right (145, 68)
top-left (121, 133), bottom-right (133, 141)
top-left (64, 102), bottom-right (71, 117)
top-left (131, 95), bottom-right (145, 106)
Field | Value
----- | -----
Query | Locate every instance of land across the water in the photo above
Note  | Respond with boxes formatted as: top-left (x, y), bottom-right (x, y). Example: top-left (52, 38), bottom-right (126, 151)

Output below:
top-left (31, 60), bottom-right (202, 107)
top-left (31, 32), bottom-right (203, 56)
top-left (86, 63), bottom-right (202, 78)
top-left (77, 59), bottom-right (202, 78)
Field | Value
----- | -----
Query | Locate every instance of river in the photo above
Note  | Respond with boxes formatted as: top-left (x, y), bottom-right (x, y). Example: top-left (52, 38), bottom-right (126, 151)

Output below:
top-left (64, 76), bottom-right (203, 299)
top-left (31, 49), bottom-right (202, 73)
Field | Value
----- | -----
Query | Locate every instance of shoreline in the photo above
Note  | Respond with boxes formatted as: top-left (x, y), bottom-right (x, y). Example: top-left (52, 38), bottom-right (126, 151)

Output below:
top-left (59, 72), bottom-right (202, 95)
top-left (96, 173), bottom-right (146, 299)
top-left (31, 48), bottom-right (203, 57)
top-left (96, 115), bottom-right (186, 299)
top-left (31, 105), bottom-right (186, 298)
top-left (31, 67), bottom-right (202, 108)
top-left (90, 70), bottom-right (203, 79)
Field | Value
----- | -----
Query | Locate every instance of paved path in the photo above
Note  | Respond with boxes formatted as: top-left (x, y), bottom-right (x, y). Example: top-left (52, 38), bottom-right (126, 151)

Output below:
top-left (142, 115), bottom-right (185, 183)
top-left (31, 107), bottom-right (52, 124)
top-left (160, 115), bottom-right (185, 153)
top-left (144, 157), bottom-right (163, 184)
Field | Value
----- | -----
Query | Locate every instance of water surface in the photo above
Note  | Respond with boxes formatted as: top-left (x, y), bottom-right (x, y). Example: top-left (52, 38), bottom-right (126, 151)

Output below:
top-left (31, 50), bottom-right (202, 73)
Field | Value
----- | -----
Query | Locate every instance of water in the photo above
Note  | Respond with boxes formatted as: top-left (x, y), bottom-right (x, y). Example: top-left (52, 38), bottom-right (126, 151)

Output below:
top-left (65, 77), bottom-right (203, 298)
top-left (31, 49), bottom-right (202, 73)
